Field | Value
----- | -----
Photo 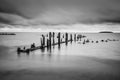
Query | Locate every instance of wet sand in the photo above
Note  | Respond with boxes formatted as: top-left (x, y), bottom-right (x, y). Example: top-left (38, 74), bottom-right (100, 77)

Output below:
top-left (0, 56), bottom-right (120, 80)
top-left (0, 33), bottom-right (120, 80)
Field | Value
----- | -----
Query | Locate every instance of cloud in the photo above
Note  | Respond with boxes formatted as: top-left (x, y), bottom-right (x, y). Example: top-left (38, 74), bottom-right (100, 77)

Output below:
top-left (0, 0), bottom-right (45, 18)
top-left (0, 12), bottom-right (30, 26)
top-left (0, 0), bottom-right (120, 31)
top-left (1, 23), bottom-right (120, 32)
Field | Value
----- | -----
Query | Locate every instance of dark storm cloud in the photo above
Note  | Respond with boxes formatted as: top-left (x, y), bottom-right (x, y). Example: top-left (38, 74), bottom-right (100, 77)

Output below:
top-left (0, 0), bottom-right (120, 26)
top-left (0, 0), bottom-right (17, 14)
top-left (0, 12), bottom-right (29, 26)
top-left (0, 0), bottom-right (45, 18)
top-left (0, 17), bottom-right (11, 24)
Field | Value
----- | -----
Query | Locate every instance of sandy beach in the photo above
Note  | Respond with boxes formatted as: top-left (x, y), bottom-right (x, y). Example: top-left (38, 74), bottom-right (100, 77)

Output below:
top-left (0, 56), bottom-right (120, 80)
top-left (0, 32), bottom-right (120, 80)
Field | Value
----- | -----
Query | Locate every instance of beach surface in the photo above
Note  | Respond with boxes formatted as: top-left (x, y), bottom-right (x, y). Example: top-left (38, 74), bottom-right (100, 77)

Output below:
top-left (0, 32), bottom-right (120, 80)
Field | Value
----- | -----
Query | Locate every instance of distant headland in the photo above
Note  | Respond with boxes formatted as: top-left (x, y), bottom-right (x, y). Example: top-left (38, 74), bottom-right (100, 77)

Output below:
top-left (0, 32), bottom-right (16, 35)
top-left (99, 31), bottom-right (113, 33)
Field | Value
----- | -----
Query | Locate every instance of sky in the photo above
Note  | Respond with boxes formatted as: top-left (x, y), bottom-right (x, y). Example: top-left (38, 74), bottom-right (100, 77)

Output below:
top-left (0, 0), bottom-right (120, 32)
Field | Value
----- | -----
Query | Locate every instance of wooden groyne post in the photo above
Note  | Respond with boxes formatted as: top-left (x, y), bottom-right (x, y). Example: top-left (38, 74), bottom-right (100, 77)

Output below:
top-left (74, 34), bottom-right (76, 41)
top-left (70, 34), bottom-right (73, 43)
top-left (79, 35), bottom-right (82, 41)
top-left (47, 39), bottom-right (49, 48)
top-left (49, 32), bottom-right (52, 47)
top-left (40, 38), bottom-right (43, 47)
top-left (53, 32), bottom-right (55, 45)
top-left (57, 32), bottom-right (61, 47)
top-left (65, 32), bottom-right (68, 45)
top-left (42, 34), bottom-right (45, 46)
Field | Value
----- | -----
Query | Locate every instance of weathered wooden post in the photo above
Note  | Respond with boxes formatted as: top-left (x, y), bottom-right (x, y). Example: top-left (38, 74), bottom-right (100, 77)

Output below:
top-left (86, 39), bottom-right (90, 43)
top-left (101, 40), bottom-right (104, 42)
top-left (49, 32), bottom-right (52, 47)
top-left (91, 41), bottom-right (94, 43)
top-left (42, 34), bottom-right (45, 46)
top-left (63, 34), bottom-right (64, 38)
top-left (74, 34), bottom-right (76, 41)
top-left (79, 34), bottom-right (82, 41)
top-left (53, 32), bottom-right (55, 45)
top-left (83, 39), bottom-right (86, 44)
top-left (57, 32), bottom-right (61, 46)
top-left (77, 35), bottom-right (79, 41)
top-left (70, 34), bottom-right (73, 43)
top-left (41, 36), bottom-right (45, 52)
top-left (47, 39), bottom-right (49, 48)
top-left (40, 38), bottom-right (43, 47)
top-left (17, 47), bottom-right (21, 56)
top-left (96, 41), bottom-right (99, 43)
top-left (46, 39), bottom-right (50, 51)
top-left (65, 33), bottom-right (68, 45)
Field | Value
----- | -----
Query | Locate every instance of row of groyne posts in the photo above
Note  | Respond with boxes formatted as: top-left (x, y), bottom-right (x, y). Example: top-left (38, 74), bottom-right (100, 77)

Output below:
top-left (17, 32), bottom-right (86, 55)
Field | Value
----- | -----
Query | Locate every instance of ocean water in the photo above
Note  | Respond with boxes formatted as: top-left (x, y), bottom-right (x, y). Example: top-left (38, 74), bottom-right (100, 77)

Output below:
top-left (0, 32), bottom-right (120, 72)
